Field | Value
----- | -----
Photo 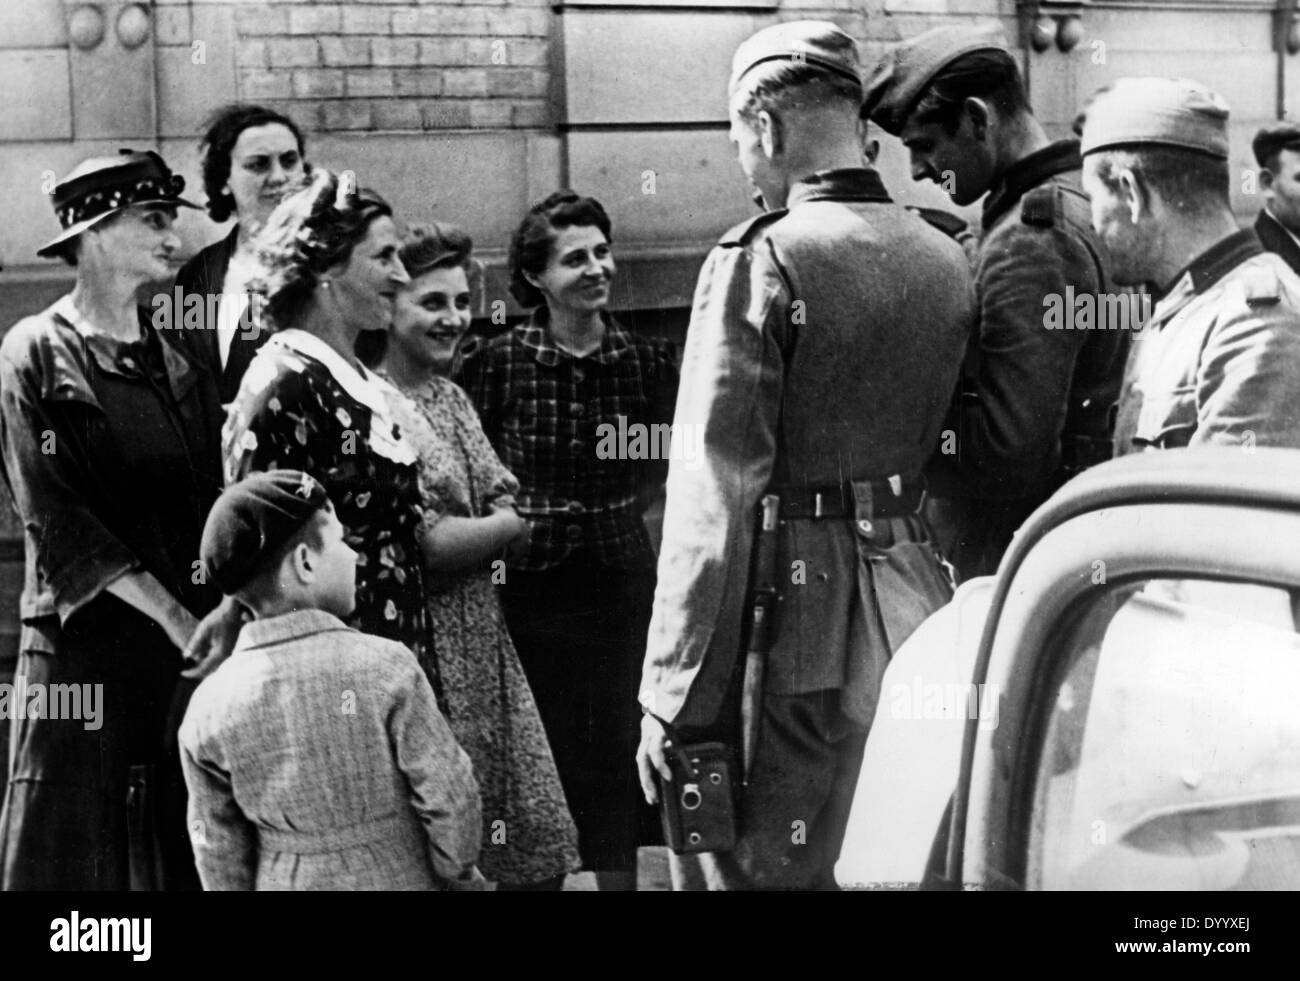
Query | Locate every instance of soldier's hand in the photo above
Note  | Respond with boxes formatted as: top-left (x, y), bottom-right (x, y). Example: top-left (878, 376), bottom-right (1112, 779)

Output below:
top-left (636, 712), bottom-right (674, 805)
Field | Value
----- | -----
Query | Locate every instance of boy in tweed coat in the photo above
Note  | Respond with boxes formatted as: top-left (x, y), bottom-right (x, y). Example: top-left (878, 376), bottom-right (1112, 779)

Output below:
top-left (180, 470), bottom-right (483, 890)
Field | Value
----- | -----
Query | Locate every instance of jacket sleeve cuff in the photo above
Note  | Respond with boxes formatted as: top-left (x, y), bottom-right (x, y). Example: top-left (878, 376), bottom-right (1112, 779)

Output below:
top-left (48, 539), bottom-right (140, 624)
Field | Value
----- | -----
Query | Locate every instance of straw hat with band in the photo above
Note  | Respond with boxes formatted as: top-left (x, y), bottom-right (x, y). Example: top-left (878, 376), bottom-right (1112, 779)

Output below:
top-left (38, 149), bottom-right (201, 259)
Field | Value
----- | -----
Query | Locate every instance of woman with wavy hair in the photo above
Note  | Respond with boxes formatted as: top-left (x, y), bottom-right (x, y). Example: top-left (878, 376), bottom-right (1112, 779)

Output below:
top-left (172, 104), bottom-right (307, 402)
top-left (457, 191), bottom-right (679, 890)
top-left (370, 222), bottom-right (581, 889)
top-left (185, 170), bottom-right (441, 698)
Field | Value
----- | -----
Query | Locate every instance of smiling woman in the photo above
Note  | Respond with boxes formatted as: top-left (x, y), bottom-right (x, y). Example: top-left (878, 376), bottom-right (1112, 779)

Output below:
top-left (456, 190), bottom-right (681, 889)
top-left (183, 170), bottom-right (439, 709)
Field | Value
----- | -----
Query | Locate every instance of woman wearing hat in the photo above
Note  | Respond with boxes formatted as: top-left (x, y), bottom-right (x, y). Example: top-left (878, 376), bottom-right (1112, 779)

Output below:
top-left (0, 150), bottom-right (225, 890)
top-left (456, 191), bottom-right (679, 890)
top-left (171, 104), bottom-right (307, 403)
top-left (367, 222), bottom-right (581, 889)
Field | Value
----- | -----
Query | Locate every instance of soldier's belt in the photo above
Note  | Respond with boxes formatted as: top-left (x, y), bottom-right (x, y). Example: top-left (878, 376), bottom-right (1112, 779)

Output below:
top-left (773, 475), bottom-right (925, 520)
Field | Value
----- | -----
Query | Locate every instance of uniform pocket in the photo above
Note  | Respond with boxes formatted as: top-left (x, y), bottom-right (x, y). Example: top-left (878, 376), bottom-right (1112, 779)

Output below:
top-left (865, 540), bottom-right (955, 656)
top-left (1133, 386), bottom-right (1197, 450)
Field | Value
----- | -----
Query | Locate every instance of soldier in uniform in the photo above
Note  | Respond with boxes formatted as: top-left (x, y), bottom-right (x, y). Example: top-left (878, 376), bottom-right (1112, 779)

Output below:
top-left (1078, 78), bottom-right (1300, 454)
top-left (863, 26), bottom-right (1128, 580)
top-left (1251, 122), bottom-right (1300, 277)
top-left (634, 21), bottom-right (975, 890)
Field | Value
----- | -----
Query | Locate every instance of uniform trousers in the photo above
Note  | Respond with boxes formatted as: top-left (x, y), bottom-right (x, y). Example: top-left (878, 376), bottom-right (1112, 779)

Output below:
top-left (669, 689), bottom-right (868, 891)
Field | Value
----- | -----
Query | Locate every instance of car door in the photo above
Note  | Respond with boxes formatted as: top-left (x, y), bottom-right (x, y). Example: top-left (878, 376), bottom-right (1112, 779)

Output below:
top-left (946, 447), bottom-right (1300, 890)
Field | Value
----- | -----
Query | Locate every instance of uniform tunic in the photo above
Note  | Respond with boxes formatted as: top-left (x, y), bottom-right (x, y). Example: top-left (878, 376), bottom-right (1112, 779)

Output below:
top-left (927, 140), bottom-right (1129, 579)
top-left (1114, 228), bottom-right (1300, 454)
top-left (381, 373), bottom-right (581, 885)
top-left (640, 168), bottom-right (975, 889)
top-left (0, 294), bottom-right (224, 890)
top-left (180, 609), bottom-right (481, 890)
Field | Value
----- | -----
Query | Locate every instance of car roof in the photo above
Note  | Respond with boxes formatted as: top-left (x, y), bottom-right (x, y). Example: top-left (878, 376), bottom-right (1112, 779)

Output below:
top-left (1005, 447), bottom-right (1300, 576)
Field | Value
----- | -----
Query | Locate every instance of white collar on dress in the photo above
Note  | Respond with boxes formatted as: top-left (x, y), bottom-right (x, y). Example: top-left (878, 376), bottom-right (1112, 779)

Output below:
top-left (267, 328), bottom-right (415, 466)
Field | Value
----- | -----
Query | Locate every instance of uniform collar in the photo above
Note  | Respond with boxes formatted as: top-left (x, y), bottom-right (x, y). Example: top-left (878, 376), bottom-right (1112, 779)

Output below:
top-left (1155, 227), bottom-right (1263, 302)
top-left (234, 608), bottom-right (355, 652)
top-left (520, 308), bottom-right (632, 366)
top-left (1147, 228), bottom-right (1266, 329)
top-left (982, 139), bottom-right (1082, 231)
top-left (785, 167), bottom-right (892, 208)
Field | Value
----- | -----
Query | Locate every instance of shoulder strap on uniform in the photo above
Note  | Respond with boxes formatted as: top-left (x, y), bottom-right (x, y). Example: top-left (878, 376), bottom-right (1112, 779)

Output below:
top-left (718, 209), bottom-right (788, 247)
top-left (907, 206), bottom-right (968, 240)
top-left (1020, 185), bottom-right (1057, 228)
top-left (1241, 263), bottom-right (1282, 308)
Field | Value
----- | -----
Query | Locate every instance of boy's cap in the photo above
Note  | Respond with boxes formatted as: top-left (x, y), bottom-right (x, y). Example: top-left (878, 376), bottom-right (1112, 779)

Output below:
top-left (862, 24), bottom-right (1010, 133)
top-left (1078, 77), bottom-right (1230, 159)
top-left (729, 20), bottom-right (864, 99)
top-left (201, 470), bottom-right (329, 595)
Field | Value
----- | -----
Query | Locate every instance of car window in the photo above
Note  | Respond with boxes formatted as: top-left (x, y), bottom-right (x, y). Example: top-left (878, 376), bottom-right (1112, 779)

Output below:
top-left (1027, 578), bottom-right (1300, 890)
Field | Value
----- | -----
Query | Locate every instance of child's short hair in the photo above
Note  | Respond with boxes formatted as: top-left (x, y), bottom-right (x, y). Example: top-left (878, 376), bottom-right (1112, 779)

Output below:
top-left (231, 505), bottom-right (331, 609)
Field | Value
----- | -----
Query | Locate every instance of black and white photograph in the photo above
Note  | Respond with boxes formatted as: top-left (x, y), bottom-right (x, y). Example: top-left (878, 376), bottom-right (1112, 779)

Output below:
top-left (0, 0), bottom-right (1288, 951)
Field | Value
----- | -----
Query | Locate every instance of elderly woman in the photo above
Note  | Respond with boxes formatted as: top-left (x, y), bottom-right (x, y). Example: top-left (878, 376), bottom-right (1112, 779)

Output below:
top-left (172, 104), bottom-right (307, 402)
top-left (368, 223), bottom-right (580, 889)
top-left (457, 191), bottom-right (679, 890)
top-left (0, 151), bottom-right (225, 890)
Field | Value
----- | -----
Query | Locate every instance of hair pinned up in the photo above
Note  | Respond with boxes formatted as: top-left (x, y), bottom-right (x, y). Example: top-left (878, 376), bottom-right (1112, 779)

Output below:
top-left (246, 168), bottom-right (393, 331)
top-left (399, 222), bottom-right (474, 278)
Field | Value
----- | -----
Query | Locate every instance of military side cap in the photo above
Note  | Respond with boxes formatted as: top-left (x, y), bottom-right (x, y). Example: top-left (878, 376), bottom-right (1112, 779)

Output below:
top-left (38, 149), bottom-right (200, 259)
top-left (1079, 77), bottom-right (1230, 159)
top-left (862, 24), bottom-right (1010, 134)
top-left (201, 469), bottom-right (330, 595)
top-left (729, 20), bottom-right (863, 99)
top-left (1252, 121), bottom-right (1300, 169)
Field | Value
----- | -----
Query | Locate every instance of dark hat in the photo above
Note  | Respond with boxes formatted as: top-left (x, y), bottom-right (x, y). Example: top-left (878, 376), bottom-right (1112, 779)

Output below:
top-left (862, 24), bottom-right (1010, 133)
top-left (729, 20), bottom-right (863, 100)
top-left (1079, 77), bottom-right (1230, 159)
top-left (37, 149), bottom-right (200, 259)
top-left (1252, 121), bottom-right (1300, 169)
top-left (200, 470), bottom-right (330, 595)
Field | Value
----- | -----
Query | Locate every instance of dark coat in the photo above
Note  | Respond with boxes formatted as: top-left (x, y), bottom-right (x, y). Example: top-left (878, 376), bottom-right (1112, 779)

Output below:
top-left (926, 140), bottom-right (1129, 580)
top-left (1254, 209), bottom-right (1300, 278)
top-left (169, 227), bottom-right (268, 404)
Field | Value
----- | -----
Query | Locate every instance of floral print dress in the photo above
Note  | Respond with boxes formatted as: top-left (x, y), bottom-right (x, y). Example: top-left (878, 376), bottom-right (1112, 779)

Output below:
top-left (223, 329), bottom-right (440, 701)
top-left (381, 373), bottom-right (580, 885)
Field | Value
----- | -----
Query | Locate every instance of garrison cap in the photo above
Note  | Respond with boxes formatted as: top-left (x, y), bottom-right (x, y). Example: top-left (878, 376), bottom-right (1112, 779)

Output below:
top-left (861, 24), bottom-right (1010, 134)
top-left (729, 20), bottom-right (864, 100)
top-left (201, 469), bottom-right (330, 595)
top-left (1252, 121), bottom-right (1300, 169)
top-left (1078, 77), bottom-right (1230, 159)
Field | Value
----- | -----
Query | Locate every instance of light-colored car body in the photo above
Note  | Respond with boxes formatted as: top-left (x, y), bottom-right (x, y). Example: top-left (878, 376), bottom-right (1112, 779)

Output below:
top-left (837, 448), bottom-right (1300, 890)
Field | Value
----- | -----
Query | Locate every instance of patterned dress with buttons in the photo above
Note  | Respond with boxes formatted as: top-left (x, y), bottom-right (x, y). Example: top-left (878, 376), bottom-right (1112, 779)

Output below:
top-left (380, 373), bottom-right (581, 886)
top-left (223, 329), bottom-right (437, 696)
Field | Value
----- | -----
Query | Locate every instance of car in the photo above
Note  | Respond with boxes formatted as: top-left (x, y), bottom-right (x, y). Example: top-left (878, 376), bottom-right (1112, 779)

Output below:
top-left (836, 447), bottom-right (1300, 890)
